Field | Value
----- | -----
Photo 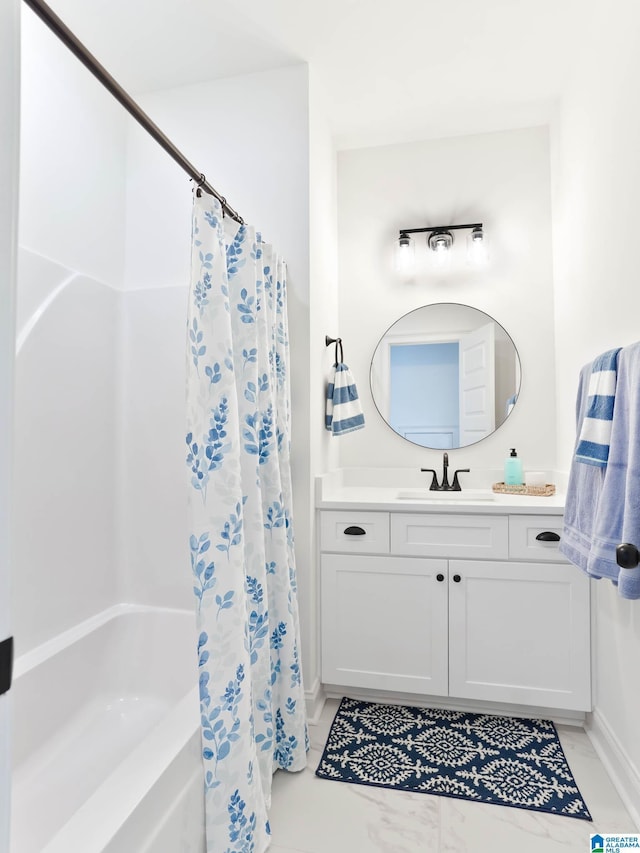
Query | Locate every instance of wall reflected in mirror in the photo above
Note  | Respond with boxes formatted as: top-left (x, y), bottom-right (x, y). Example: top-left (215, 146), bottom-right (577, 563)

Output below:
top-left (370, 303), bottom-right (521, 449)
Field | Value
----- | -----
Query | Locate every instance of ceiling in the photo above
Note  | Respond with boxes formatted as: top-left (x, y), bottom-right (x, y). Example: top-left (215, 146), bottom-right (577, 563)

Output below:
top-left (42, 0), bottom-right (586, 149)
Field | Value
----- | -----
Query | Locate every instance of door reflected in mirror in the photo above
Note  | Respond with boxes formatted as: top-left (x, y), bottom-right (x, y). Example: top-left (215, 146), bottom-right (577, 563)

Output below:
top-left (370, 303), bottom-right (521, 449)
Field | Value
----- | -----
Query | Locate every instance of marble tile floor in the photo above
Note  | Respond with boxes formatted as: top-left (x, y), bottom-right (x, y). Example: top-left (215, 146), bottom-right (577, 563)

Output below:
top-left (269, 699), bottom-right (636, 853)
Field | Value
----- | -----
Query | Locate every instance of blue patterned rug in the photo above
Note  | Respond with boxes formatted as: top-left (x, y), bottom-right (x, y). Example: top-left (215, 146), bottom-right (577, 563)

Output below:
top-left (316, 698), bottom-right (592, 821)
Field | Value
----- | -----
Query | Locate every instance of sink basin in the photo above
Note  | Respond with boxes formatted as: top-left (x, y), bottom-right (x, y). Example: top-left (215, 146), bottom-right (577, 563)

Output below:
top-left (396, 489), bottom-right (495, 502)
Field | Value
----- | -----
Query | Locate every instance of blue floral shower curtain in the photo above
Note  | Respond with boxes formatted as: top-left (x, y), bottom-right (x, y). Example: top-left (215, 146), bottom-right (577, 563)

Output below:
top-left (186, 192), bottom-right (307, 852)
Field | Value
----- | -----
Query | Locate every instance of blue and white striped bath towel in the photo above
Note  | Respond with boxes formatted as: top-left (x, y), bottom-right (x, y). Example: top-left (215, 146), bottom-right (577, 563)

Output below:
top-left (575, 347), bottom-right (621, 467)
top-left (325, 363), bottom-right (365, 435)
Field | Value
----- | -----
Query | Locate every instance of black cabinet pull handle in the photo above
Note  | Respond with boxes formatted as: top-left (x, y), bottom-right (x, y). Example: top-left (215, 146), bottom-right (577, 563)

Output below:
top-left (536, 531), bottom-right (560, 542)
top-left (436, 573), bottom-right (445, 582)
top-left (453, 574), bottom-right (461, 583)
top-left (344, 525), bottom-right (366, 536)
top-left (616, 543), bottom-right (640, 569)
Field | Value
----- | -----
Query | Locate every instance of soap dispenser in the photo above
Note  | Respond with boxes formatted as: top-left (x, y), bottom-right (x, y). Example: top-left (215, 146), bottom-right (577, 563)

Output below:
top-left (504, 448), bottom-right (524, 485)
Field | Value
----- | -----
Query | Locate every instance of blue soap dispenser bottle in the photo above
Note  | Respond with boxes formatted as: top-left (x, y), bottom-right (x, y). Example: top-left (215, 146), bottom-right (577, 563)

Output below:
top-left (504, 448), bottom-right (524, 485)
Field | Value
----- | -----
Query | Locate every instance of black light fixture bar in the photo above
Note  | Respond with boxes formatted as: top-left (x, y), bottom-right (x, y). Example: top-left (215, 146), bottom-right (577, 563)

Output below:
top-left (399, 223), bottom-right (482, 236)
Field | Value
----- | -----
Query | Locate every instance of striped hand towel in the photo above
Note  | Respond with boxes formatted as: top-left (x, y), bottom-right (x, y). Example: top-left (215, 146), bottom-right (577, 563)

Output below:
top-left (325, 363), bottom-right (365, 435)
top-left (575, 347), bottom-right (621, 467)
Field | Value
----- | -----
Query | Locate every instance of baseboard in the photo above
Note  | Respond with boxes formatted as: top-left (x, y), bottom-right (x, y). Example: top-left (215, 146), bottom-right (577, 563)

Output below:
top-left (587, 708), bottom-right (640, 829)
top-left (322, 684), bottom-right (586, 727)
top-left (305, 677), bottom-right (326, 725)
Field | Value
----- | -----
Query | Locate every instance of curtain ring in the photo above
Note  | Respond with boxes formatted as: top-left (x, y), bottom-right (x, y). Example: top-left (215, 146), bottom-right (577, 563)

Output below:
top-left (195, 173), bottom-right (206, 198)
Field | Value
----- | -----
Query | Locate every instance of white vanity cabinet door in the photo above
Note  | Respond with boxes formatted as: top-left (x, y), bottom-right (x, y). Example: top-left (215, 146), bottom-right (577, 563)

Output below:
top-left (448, 560), bottom-right (591, 711)
top-left (321, 554), bottom-right (449, 696)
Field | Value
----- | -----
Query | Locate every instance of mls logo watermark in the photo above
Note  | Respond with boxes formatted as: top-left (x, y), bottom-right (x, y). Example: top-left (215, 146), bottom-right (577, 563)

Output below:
top-left (591, 835), bottom-right (640, 852)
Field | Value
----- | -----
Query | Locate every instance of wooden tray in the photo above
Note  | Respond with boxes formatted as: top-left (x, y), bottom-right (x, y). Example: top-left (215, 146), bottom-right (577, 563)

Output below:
top-left (492, 482), bottom-right (556, 497)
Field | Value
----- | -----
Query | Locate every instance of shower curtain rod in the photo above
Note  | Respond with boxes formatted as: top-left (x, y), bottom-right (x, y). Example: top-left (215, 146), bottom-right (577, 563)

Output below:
top-left (22, 0), bottom-right (244, 224)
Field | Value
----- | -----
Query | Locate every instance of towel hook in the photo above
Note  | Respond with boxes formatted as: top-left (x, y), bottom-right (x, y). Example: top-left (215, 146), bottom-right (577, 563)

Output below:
top-left (325, 335), bottom-right (344, 365)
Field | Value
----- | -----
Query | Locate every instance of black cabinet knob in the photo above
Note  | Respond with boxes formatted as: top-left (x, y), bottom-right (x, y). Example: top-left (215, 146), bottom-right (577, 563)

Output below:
top-left (453, 574), bottom-right (461, 583)
top-left (616, 543), bottom-right (640, 569)
top-left (436, 573), bottom-right (445, 582)
top-left (344, 525), bottom-right (366, 536)
top-left (535, 531), bottom-right (560, 542)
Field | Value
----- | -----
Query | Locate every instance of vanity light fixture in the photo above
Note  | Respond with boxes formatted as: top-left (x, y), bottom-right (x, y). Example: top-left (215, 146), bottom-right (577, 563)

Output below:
top-left (428, 230), bottom-right (454, 270)
top-left (395, 222), bottom-right (486, 274)
top-left (394, 232), bottom-right (415, 274)
top-left (467, 225), bottom-right (488, 266)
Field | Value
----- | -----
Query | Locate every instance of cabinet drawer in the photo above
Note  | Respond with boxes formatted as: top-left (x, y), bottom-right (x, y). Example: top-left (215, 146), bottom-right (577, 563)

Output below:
top-left (320, 511), bottom-right (390, 554)
top-left (509, 515), bottom-right (566, 562)
top-left (391, 513), bottom-right (508, 559)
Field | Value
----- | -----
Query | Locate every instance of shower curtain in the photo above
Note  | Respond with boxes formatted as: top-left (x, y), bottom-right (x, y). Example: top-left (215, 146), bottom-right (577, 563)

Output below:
top-left (186, 192), bottom-right (307, 852)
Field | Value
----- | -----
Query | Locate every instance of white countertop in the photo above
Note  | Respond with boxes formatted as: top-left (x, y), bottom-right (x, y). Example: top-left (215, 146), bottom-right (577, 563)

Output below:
top-left (315, 470), bottom-right (566, 516)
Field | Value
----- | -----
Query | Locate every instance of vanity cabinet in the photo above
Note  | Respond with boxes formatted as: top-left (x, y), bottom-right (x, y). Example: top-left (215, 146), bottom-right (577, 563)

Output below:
top-left (320, 509), bottom-right (591, 712)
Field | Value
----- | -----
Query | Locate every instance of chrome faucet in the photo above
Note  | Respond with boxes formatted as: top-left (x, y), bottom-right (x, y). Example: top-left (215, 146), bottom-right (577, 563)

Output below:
top-left (421, 453), bottom-right (470, 491)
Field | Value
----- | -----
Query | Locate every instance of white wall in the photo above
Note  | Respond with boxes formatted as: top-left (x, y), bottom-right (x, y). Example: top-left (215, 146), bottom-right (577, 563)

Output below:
top-left (19, 9), bottom-right (126, 284)
top-left (337, 126), bottom-right (556, 477)
top-left (550, 1), bottom-right (640, 817)
top-left (121, 66), bottom-right (318, 682)
top-left (307, 70), bottom-right (339, 700)
top-left (12, 11), bottom-right (127, 653)
top-left (0, 0), bottom-right (20, 845)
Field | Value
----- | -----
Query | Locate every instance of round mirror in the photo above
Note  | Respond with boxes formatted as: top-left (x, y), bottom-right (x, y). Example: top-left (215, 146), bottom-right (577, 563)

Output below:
top-left (370, 303), bottom-right (521, 449)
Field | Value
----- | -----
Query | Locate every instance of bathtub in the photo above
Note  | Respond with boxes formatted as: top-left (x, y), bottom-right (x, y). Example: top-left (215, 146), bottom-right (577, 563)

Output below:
top-left (10, 604), bottom-right (205, 853)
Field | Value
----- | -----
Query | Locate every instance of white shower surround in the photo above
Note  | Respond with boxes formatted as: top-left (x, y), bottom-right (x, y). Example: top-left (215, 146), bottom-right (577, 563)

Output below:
top-left (11, 606), bottom-right (204, 853)
top-left (14, 22), bottom-right (317, 849)
top-left (12, 251), bottom-right (119, 655)
top-left (13, 15), bottom-right (206, 844)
